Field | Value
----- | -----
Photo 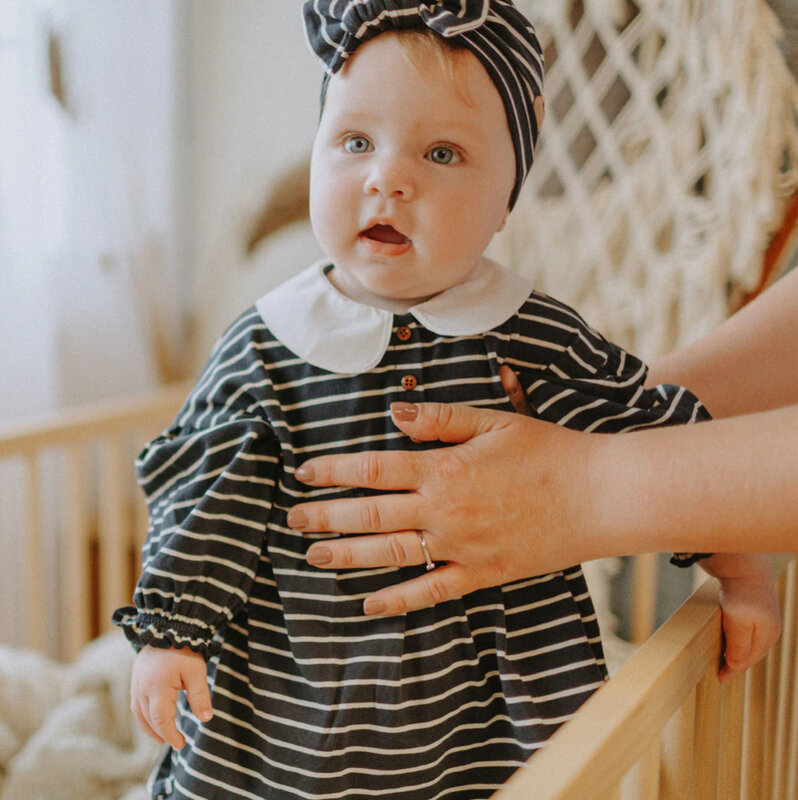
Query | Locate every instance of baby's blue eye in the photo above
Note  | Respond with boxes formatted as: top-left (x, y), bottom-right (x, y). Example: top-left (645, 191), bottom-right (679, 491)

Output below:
top-left (428, 146), bottom-right (458, 165)
top-left (345, 136), bottom-right (371, 154)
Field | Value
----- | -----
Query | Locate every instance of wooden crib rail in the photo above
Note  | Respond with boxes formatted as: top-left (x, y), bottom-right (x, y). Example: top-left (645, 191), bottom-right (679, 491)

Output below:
top-left (0, 382), bottom-right (191, 661)
top-left (493, 556), bottom-right (798, 800)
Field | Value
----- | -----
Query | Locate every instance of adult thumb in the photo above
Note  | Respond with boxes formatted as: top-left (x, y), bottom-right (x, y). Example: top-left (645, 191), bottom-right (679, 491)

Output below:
top-left (389, 402), bottom-right (512, 444)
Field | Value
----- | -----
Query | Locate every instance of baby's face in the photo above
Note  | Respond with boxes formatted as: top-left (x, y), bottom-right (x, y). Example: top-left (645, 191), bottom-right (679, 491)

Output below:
top-left (309, 33), bottom-right (515, 311)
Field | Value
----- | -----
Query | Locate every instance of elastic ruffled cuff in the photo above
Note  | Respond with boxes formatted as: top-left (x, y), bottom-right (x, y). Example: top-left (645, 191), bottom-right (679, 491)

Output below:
top-left (669, 553), bottom-right (712, 568)
top-left (111, 606), bottom-right (222, 658)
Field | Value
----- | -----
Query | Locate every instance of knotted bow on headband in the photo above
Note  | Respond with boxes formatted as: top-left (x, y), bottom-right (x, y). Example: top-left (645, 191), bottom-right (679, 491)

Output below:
top-left (303, 0), bottom-right (544, 209)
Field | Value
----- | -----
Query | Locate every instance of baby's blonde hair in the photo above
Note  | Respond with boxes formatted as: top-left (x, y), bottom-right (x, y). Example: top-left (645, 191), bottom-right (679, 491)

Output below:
top-left (321, 29), bottom-right (475, 113)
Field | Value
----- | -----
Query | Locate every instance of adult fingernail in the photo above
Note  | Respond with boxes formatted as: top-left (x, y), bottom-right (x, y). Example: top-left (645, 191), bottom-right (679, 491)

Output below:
top-left (363, 598), bottom-right (386, 615)
top-left (391, 402), bottom-right (418, 421)
top-left (296, 464), bottom-right (315, 482)
top-left (307, 546), bottom-right (332, 566)
top-left (287, 509), bottom-right (308, 529)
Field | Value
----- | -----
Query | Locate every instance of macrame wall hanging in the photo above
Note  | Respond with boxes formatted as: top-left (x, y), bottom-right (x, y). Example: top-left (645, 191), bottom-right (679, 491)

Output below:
top-left (491, 0), bottom-right (798, 360)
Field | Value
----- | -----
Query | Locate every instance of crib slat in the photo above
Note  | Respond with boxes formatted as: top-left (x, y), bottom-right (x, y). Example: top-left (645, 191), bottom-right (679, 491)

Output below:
top-left (623, 736), bottom-right (660, 800)
top-left (630, 553), bottom-right (658, 644)
top-left (62, 445), bottom-right (90, 661)
top-left (98, 437), bottom-right (129, 633)
top-left (718, 675), bottom-right (746, 799)
top-left (741, 658), bottom-right (768, 800)
top-left (784, 560), bottom-right (798, 800)
top-left (693, 668), bottom-right (721, 798)
top-left (24, 454), bottom-right (46, 653)
top-left (787, 646), bottom-right (798, 800)
top-left (659, 688), bottom-right (696, 800)
top-left (133, 457), bottom-right (149, 554)
top-left (774, 562), bottom-right (797, 799)
top-left (761, 572), bottom-right (786, 797)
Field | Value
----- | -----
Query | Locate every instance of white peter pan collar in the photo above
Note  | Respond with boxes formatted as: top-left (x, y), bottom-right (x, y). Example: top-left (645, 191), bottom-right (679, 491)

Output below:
top-left (255, 258), bottom-right (533, 375)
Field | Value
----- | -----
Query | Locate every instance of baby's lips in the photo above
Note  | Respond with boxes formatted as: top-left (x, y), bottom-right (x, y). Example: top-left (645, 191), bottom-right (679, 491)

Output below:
top-left (360, 224), bottom-right (411, 244)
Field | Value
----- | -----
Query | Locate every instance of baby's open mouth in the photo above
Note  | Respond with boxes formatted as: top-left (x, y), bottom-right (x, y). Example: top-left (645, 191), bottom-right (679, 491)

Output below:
top-left (361, 224), bottom-right (411, 245)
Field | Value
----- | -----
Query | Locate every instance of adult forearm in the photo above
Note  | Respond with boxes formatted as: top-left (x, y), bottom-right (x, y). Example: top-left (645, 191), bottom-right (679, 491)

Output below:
top-left (647, 269), bottom-right (798, 418)
top-left (594, 404), bottom-right (798, 555)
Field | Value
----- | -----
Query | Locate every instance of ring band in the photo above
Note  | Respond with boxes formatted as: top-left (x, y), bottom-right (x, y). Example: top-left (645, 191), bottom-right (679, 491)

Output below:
top-left (417, 532), bottom-right (435, 571)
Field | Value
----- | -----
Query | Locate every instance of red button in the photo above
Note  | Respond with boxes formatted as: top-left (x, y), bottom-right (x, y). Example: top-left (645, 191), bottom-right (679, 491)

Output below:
top-left (401, 375), bottom-right (418, 391)
top-left (396, 326), bottom-right (412, 342)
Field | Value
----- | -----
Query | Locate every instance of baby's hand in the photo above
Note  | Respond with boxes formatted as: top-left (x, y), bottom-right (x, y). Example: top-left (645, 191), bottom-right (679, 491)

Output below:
top-left (130, 645), bottom-right (213, 749)
top-left (702, 554), bottom-right (781, 683)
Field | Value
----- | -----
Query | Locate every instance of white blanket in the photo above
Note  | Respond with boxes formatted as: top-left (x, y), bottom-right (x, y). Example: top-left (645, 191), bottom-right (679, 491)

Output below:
top-left (0, 632), bottom-right (160, 800)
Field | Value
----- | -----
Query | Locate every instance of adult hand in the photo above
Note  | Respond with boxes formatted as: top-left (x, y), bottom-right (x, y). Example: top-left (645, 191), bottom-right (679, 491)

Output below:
top-left (289, 395), bottom-right (606, 616)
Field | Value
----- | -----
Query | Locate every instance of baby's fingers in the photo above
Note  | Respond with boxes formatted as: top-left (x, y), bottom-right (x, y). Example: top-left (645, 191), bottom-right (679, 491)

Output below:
top-left (131, 697), bottom-right (164, 745)
top-left (748, 610), bottom-right (782, 668)
top-left (719, 617), bottom-right (754, 683)
top-left (147, 690), bottom-right (186, 750)
top-left (183, 668), bottom-right (213, 723)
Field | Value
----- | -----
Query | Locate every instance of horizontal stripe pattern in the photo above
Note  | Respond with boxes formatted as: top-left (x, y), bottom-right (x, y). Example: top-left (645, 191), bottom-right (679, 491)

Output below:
top-left (114, 290), bottom-right (708, 799)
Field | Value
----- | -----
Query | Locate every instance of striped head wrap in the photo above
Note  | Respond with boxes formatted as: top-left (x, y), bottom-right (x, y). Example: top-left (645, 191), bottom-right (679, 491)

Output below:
top-left (303, 0), bottom-right (544, 209)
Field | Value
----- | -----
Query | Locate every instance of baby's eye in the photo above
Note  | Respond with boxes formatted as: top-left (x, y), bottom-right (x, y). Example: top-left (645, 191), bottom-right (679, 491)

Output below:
top-left (344, 136), bottom-right (372, 154)
top-left (427, 146), bottom-right (461, 165)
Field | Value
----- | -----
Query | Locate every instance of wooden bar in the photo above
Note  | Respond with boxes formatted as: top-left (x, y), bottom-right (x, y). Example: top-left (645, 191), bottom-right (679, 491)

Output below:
top-left (784, 561), bottom-right (798, 800)
top-left (98, 437), bottom-right (129, 633)
top-left (660, 690), bottom-right (696, 800)
top-left (24, 454), bottom-right (46, 653)
top-left (620, 736), bottom-right (661, 800)
top-left (636, 737), bottom-right (661, 800)
top-left (773, 563), bottom-right (797, 799)
top-left (692, 668), bottom-right (721, 798)
top-left (761, 573), bottom-right (786, 797)
top-left (61, 445), bottom-right (90, 662)
top-left (133, 454), bottom-right (149, 554)
top-left (0, 382), bottom-right (189, 458)
top-left (630, 553), bottom-right (658, 644)
top-left (718, 675), bottom-right (746, 799)
top-left (741, 658), bottom-right (768, 800)
top-left (786, 649), bottom-right (798, 800)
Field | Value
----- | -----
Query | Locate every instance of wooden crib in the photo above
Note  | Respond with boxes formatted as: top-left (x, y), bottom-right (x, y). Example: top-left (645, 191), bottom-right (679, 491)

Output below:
top-left (1, 385), bottom-right (796, 799)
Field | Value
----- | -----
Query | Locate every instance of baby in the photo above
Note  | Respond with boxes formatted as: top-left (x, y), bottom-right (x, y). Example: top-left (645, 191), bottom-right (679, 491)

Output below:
top-left (114, 2), bottom-right (779, 799)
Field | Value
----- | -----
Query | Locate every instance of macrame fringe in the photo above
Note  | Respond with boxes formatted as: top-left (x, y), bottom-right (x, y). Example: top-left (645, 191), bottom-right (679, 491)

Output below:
top-left (494, 0), bottom-right (798, 359)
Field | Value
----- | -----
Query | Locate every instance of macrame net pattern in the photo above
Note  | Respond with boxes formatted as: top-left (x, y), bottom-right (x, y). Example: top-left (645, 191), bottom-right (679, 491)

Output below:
top-left (491, 0), bottom-right (798, 360)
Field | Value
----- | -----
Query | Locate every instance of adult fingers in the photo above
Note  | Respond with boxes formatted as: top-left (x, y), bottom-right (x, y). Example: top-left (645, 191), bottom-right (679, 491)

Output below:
top-left (295, 449), bottom-right (424, 491)
top-left (183, 666), bottom-right (213, 723)
top-left (307, 530), bottom-right (434, 570)
top-left (362, 564), bottom-right (480, 617)
top-left (499, 365), bottom-right (532, 416)
top-left (288, 492), bottom-right (424, 534)
top-left (131, 697), bottom-right (164, 744)
top-left (388, 401), bottom-right (515, 443)
top-left (147, 689), bottom-right (185, 750)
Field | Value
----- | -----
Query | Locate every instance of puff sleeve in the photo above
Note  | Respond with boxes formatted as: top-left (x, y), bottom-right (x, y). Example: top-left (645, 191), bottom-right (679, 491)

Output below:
top-left (511, 295), bottom-right (711, 566)
top-left (113, 333), bottom-right (280, 657)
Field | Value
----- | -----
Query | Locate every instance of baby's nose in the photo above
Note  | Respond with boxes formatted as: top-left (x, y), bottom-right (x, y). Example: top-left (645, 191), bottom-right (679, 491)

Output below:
top-left (364, 157), bottom-right (414, 200)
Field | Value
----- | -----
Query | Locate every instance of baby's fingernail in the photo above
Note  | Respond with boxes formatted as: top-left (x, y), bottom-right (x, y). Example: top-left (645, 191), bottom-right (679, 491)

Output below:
top-left (296, 464), bottom-right (315, 482)
top-left (307, 546), bottom-right (332, 566)
top-left (391, 402), bottom-right (418, 421)
top-left (199, 710), bottom-right (212, 721)
top-left (287, 509), bottom-right (308, 529)
top-left (363, 598), bottom-right (386, 616)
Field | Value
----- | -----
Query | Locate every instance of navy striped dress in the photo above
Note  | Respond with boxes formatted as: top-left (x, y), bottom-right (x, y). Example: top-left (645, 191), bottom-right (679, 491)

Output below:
top-left (114, 260), bottom-right (708, 800)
